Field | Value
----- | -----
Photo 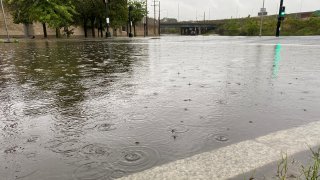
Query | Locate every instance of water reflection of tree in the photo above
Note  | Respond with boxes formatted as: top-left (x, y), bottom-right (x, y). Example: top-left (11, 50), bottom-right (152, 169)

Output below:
top-left (11, 40), bottom-right (143, 139)
top-left (13, 41), bottom-right (139, 110)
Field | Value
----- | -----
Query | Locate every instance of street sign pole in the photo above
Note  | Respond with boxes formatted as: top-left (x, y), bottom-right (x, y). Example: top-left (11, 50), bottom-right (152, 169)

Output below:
top-left (105, 0), bottom-right (111, 38)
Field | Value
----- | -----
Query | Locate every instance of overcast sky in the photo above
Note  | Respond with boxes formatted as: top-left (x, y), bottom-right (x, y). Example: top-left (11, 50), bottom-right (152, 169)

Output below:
top-left (147, 0), bottom-right (320, 21)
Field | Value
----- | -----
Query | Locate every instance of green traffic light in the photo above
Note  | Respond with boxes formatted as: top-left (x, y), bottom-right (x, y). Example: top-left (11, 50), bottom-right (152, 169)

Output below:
top-left (281, 12), bottom-right (285, 16)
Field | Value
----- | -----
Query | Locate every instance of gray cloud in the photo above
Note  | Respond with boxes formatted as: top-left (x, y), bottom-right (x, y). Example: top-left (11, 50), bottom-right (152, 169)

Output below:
top-left (147, 0), bottom-right (320, 21)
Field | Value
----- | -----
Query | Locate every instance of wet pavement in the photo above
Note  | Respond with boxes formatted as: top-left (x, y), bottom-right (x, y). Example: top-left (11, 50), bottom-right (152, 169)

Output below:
top-left (1, 36), bottom-right (320, 179)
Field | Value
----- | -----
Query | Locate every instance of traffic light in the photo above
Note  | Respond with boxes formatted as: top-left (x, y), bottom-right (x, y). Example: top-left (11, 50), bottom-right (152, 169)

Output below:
top-left (280, 6), bottom-right (286, 19)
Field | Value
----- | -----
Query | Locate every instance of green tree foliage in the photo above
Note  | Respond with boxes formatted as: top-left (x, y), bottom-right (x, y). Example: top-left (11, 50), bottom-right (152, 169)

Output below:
top-left (73, 0), bottom-right (106, 37)
top-left (5, 0), bottom-right (33, 24)
top-left (30, 0), bottom-right (75, 29)
top-left (313, 10), bottom-right (320, 17)
top-left (109, 0), bottom-right (128, 31)
top-left (128, 0), bottom-right (145, 36)
top-left (5, 0), bottom-right (75, 38)
top-left (73, 0), bottom-right (128, 37)
top-left (73, 0), bottom-right (92, 37)
top-left (161, 18), bottom-right (178, 23)
top-left (5, 0), bottom-right (129, 38)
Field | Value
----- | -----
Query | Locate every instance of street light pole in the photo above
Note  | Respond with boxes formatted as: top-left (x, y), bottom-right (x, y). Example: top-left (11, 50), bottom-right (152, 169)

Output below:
top-left (178, 3), bottom-right (180, 22)
top-left (105, 0), bottom-right (111, 38)
top-left (1, 0), bottom-right (10, 42)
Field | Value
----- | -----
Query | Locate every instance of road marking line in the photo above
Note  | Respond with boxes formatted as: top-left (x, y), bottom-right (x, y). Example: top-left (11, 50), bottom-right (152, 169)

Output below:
top-left (120, 121), bottom-right (320, 180)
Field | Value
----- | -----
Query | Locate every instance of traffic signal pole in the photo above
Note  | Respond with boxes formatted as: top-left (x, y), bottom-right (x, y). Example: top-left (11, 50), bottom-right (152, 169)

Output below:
top-left (276, 0), bottom-right (284, 37)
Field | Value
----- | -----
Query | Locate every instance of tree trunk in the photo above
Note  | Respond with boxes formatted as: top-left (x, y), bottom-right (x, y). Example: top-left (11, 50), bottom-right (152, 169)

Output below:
top-left (127, 24), bottom-right (129, 36)
top-left (90, 17), bottom-right (96, 38)
top-left (99, 18), bottom-right (103, 38)
top-left (42, 23), bottom-right (48, 38)
top-left (64, 27), bottom-right (71, 38)
top-left (55, 28), bottom-right (61, 38)
top-left (84, 18), bottom-right (88, 38)
top-left (113, 28), bottom-right (117, 37)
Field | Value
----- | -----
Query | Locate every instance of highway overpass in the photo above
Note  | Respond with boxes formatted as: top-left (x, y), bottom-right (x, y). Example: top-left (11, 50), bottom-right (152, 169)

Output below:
top-left (160, 22), bottom-right (218, 35)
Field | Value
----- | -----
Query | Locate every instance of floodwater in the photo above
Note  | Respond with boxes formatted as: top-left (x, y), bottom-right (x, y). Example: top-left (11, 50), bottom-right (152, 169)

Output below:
top-left (1, 36), bottom-right (320, 179)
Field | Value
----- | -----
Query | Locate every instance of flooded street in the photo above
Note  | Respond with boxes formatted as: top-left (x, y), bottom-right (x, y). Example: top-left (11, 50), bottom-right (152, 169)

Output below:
top-left (1, 36), bottom-right (320, 179)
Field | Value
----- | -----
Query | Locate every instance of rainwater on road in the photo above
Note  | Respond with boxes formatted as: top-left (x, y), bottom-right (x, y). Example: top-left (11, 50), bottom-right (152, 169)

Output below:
top-left (1, 36), bottom-right (320, 179)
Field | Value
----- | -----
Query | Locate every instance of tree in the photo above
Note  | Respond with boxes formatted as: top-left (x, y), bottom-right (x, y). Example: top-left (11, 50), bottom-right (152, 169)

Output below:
top-left (128, 0), bottom-right (145, 36)
top-left (161, 18), bottom-right (178, 23)
top-left (5, 0), bottom-right (75, 38)
top-left (73, 0), bottom-right (91, 37)
top-left (5, 0), bottom-right (34, 37)
top-left (109, 0), bottom-right (128, 36)
top-left (73, 0), bottom-right (108, 38)
top-left (5, 0), bottom-right (33, 24)
top-left (29, 0), bottom-right (75, 38)
top-left (313, 10), bottom-right (320, 17)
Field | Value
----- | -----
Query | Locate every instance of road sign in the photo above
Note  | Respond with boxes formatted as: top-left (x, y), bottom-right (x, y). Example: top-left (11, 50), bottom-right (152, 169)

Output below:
top-left (258, 8), bottom-right (268, 16)
top-left (258, 12), bottom-right (268, 16)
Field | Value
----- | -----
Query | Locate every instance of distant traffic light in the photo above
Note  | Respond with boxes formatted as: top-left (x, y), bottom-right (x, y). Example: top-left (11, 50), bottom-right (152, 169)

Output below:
top-left (280, 6), bottom-right (286, 19)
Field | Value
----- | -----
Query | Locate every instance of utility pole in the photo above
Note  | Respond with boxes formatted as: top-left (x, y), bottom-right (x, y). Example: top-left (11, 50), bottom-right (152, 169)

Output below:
top-left (1, 0), bottom-right (10, 42)
top-left (276, 0), bottom-right (285, 37)
top-left (146, 0), bottom-right (148, 36)
top-left (299, 0), bottom-right (302, 18)
top-left (236, 5), bottom-right (239, 19)
top-left (259, 0), bottom-right (265, 37)
top-left (153, 0), bottom-right (156, 35)
top-left (178, 3), bottom-right (180, 22)
top-left (196, 9), bottom-right (198, 21)
top-left (158, 1), bottom-right (160, 36)
top-left (203, 11), bottom-right (205, 34)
